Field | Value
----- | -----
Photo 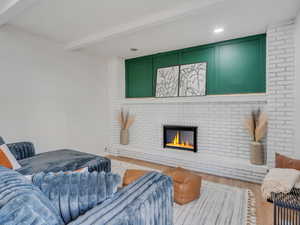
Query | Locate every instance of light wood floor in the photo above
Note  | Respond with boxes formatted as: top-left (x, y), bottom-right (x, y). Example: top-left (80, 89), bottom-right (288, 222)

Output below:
top-left (107, 155), bottom-right (273, 225)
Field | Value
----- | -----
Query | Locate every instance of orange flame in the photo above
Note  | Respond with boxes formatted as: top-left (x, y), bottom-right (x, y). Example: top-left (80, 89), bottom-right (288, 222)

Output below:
top-left (166, 132), bottom-right (193, 149)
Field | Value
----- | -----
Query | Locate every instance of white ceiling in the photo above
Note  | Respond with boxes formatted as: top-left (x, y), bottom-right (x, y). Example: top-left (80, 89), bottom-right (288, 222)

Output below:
top-left (9, 0), bottom-right (206, 42)
top-left (0, 0), bottom-right (14, 12)
top-left (6, 0), bottom-right (300, 58)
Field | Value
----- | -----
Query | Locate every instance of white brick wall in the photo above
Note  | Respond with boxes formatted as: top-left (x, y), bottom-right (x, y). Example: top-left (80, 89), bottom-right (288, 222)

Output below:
top-left (107, 19), bottom-right (297, 182)
top-left (267, 20), bottom-right (296, 166)
top-left (111, 101), bottom-right (266, 160)
top-left (295, 13), bottom-right (300, 157)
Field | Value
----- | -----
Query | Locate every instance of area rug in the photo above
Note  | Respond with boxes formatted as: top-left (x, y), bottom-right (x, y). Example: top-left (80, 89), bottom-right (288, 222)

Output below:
top-left (111, 159), bottom-right (256, 225)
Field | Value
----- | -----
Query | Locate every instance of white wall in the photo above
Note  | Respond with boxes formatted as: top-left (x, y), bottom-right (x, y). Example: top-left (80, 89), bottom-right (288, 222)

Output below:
top-left (295, 12), bottom-right (300, 156)
top-left (0, 26), bottom-right (109, 154)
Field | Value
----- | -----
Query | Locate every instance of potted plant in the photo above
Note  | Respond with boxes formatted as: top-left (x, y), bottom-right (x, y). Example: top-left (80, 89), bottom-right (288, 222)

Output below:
top-left (118, 109), bottom-right (135, 145)
top-left (245, 109), bottom-right (268, 165)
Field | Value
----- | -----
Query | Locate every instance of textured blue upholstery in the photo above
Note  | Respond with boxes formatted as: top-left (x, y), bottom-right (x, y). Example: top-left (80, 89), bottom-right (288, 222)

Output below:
top-left (0, 136), bottom-right (35, 160)
top-left (32, 171), bottom-right (121, 224)
top-left (0, 137), bottom-right (4, 145)
top-left (17, 149), bottom-right (111, 175)
top-left (0, 168), bottom-right (173, 225)
top-left (0, 166), bottom-right (64, 225)
top-left (0, 137), bottom-right (173, 225)
top-left (7, 141), bottom-right (36, 160)
top-left (69, 172), bottom-right (174, 225)
top-left (1, 137), bottom-right (111, 175)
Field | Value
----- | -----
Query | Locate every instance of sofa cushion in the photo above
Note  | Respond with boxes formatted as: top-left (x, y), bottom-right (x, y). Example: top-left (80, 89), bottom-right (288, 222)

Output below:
top-left (32, 171), bottom-right (120, 224)
top-left (275, 153), bottom-right (300, 170)
top-left (17, 149), bottom-right (111, 175)
top-left (0, 166), bottom-right (64, 225)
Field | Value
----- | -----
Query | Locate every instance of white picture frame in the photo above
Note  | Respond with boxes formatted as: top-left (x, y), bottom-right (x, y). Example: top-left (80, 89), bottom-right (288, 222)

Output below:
top-left (179, 62), bottom-right (207, 97)
top-left (155, 66), bottom-right (180, 97)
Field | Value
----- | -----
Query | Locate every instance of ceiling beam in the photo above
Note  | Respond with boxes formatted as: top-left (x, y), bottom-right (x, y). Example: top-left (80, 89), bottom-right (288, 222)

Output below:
top-left (65, 0), bottom-right (224, 51)
top-left (0, 0), bottom-right (42, 27)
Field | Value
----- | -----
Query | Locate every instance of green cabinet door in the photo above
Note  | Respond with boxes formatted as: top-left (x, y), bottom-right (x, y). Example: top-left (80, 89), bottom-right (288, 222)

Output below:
top-left (125, 56), bottom-right (153, 98)
top-left (180, 46), bottom-right (216, 95)
top-left (153, 52), bottom-right (180, 95)
top-left (215, 35), bottom-right (266, 94)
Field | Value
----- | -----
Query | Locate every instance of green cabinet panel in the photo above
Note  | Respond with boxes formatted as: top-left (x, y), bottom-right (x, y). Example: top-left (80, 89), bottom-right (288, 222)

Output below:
top-left (125, 34), bottom-right (266, 98)
top-left (152, 52), bottom-right (180, 94)
top-left (180, 46), bottom-right (216, 95)
top-left (125, 56), bottom-right (153, 98)
top-left (215, 36), bottom-right (266, 94)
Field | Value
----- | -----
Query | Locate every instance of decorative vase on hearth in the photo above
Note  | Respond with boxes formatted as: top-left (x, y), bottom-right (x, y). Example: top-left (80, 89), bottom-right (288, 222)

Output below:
top-left (250, 141), bottom-right (264, 165)
top-left (118, 109), bottom-right (135, 145)
top-left (120, 129), bottom-right (129, 145)
top-left (245, 109), bottom-right (267, 165)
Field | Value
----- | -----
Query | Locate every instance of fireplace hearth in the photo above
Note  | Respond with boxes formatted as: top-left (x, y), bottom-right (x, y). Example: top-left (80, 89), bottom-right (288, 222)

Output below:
top-left (163, 125), bottom-right (197, 152)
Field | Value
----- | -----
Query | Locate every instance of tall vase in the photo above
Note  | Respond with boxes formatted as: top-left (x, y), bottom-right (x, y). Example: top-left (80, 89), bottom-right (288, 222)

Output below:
top-left (250, 141), bottom-right (264, 165)
top-left (120, 129), bottom-right (129, 145)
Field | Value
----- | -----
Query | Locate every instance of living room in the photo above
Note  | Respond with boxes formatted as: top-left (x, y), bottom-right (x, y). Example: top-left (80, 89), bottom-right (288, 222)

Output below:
top-left (0, 0), bottom-right (299, 225)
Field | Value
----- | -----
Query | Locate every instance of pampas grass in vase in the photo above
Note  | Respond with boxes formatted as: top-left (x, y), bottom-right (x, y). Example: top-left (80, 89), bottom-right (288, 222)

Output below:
top-left (245, 109), bottom-right (267, 165)
top-left (118, 109), bottom-right (135, 145)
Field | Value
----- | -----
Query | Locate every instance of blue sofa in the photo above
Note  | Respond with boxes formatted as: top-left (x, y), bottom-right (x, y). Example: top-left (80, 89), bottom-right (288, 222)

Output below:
top-left (6, 140), bottom-right (111, 175)
top-left (0, 167), bottom-right (174, 225)
top-left (0, 139), bottom-right (174, 224)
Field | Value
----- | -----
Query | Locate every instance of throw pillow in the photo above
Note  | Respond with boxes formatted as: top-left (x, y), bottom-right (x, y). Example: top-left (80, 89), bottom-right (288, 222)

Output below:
top-left (0, 166), bottom-right (64, 225)
top-left (32, 171), bottom-right (121, 224)
top-left (275, 153), bottom-right (300, 170)
top-left (0, 137), bottom-right (21, 170)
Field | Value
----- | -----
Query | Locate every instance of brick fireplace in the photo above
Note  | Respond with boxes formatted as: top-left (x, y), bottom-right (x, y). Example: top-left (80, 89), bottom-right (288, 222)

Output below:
top-left (108, 19), bottom-right (296, 183)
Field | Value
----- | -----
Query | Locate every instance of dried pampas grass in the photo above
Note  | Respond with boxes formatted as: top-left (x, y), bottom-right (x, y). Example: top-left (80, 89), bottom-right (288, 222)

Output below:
top-left (118, 109), bottom-right (135, 130)
top-left (245, 118), bottom-right (255, 140)
top-left (245, 110), bottom-right (267, 142)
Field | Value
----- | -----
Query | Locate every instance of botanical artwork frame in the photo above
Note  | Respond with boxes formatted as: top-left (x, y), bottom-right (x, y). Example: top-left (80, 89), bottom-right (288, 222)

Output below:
top-left (155, 66), bottom-right (180, 97)
top-left (179, 62), bottom-right (207, 97)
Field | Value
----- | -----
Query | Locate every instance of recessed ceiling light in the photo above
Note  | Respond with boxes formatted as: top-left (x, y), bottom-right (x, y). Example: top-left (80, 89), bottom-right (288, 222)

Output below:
top-left (214, 28), bottom-right (224, 34)
top-left (130, 48), bottom-right (138, 51)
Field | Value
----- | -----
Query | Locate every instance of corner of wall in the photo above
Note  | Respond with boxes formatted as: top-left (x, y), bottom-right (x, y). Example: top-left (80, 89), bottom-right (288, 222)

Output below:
top-left (107, 57), bottom-right (126, 148)
top-left (266, 19), bottom-right (296, 166)
top-left (294, 12), bottom-right (300, 157)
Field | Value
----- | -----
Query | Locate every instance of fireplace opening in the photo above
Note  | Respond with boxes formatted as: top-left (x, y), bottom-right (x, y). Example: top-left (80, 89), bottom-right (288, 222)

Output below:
top-left (163, 125), bottom-right (197, 152)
